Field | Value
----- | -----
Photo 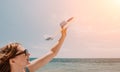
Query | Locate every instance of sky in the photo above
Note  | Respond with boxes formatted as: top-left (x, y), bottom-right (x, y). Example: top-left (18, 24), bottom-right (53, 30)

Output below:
top-left (0, 0), bottom-right (120, 58)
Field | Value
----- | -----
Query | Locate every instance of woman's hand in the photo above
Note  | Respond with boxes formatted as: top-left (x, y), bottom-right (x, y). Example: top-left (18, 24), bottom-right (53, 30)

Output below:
top-left (60, 17), bottom-right (74, 37)
top-left (60, 25), bottom-right (67, 38)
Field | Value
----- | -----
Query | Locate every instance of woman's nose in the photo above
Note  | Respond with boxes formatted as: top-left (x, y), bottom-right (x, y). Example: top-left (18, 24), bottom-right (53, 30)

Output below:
top-left (27, 53), bottom-right (30, 56)
top-left (26, 52), bottom-right (30, 56)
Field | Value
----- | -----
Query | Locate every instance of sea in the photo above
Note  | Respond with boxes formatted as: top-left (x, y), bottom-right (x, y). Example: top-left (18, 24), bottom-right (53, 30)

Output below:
top-left (30, 58), bottom-right (120, 72)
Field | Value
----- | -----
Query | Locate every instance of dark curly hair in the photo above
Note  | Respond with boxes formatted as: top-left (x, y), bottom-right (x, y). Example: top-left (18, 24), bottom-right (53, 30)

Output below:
top-left (0, 43), bottom-right (21, 72)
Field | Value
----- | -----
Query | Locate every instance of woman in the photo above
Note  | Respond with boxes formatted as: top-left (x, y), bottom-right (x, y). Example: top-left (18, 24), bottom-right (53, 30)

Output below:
top-left (0, 19), bottom-right (69, 72)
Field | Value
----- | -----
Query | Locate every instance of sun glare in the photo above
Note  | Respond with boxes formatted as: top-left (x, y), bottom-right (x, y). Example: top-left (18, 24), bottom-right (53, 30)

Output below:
top-left (112, 0), bottom-right (120, 7)
top-left (115, 0), bottom-right (120, 5)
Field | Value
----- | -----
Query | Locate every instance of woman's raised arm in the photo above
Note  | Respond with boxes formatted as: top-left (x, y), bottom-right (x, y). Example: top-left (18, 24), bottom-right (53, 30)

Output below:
top-left (27, 20), bottom-right (69, 72)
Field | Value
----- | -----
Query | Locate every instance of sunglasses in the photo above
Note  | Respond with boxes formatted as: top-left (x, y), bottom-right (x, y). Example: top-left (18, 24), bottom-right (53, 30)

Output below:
top-left (14, 49), bottom-right (29, 57)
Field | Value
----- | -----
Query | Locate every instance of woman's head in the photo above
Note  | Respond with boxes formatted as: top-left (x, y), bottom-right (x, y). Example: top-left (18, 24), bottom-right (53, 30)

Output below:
top-left (0, 42), bottom-right (30, 72)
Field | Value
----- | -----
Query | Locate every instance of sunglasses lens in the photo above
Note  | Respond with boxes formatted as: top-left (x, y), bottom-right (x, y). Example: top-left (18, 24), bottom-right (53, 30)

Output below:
top-left (25, 49), bottom-right (29, 55)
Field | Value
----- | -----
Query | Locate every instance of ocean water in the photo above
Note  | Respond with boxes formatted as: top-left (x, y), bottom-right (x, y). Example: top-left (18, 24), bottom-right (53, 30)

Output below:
top-left (30, 58), bottom-right (120, 72)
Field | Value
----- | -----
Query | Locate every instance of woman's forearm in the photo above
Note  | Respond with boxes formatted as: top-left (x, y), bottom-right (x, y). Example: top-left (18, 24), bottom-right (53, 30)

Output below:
top-left (51, 35), bottom-right (66, 56)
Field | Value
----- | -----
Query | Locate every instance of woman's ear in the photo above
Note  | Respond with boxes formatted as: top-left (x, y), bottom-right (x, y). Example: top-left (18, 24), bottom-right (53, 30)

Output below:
top-left (9, 58), bottom-right (15, 64)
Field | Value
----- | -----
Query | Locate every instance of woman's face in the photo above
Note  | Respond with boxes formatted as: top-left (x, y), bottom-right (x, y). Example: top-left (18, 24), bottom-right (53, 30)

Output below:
top-left (11, 45), bottom-right (30, 67)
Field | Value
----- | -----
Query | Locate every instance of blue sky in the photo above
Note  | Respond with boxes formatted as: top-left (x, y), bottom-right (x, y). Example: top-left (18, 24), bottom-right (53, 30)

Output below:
top-left (0, 0), bottom-right (120, 58)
